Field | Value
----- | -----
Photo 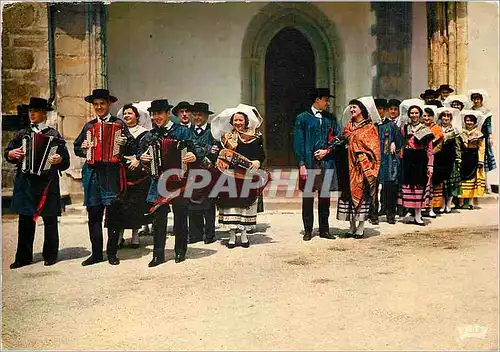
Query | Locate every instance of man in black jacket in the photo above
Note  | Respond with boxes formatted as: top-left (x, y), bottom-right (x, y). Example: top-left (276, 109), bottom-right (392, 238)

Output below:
top-left (4, 97), bottom-right (70, 269)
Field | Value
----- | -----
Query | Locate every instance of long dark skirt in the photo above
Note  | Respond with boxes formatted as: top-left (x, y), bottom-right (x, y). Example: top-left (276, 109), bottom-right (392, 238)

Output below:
top-left (399, 148), bottom-right (431, 208)
top-left (433, 142), bottom-right (455, 185)
top-left (461, 148), bottom-right (479, 181)
top-left (105, 168), bottom-right (152, 229)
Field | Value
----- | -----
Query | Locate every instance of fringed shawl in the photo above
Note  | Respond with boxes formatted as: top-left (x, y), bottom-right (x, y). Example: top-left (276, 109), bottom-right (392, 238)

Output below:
top-left (343, 119), bottom-right (381, 208)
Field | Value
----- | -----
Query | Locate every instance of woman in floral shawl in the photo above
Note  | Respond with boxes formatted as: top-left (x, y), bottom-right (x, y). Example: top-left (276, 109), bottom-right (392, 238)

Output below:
top-left (337, 98), bottom-right (380, 239)
top-left (458, 110), bottom-right (486, 209)
top-left (398, 105), bottom-right (434, 226)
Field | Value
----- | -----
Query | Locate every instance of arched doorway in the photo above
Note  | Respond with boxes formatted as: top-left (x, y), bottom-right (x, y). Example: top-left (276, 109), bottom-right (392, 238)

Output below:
top-left (241, 3), bottom-right (344, 168)
top-left (265, 28), bottom-right (316, 166)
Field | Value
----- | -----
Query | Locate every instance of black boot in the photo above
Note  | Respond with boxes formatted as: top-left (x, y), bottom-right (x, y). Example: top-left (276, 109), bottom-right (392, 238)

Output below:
top-left (148, 251), bottom-right (165, 267)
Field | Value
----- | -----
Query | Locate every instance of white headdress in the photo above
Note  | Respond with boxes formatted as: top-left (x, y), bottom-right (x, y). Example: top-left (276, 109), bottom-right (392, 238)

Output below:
top-left (436, 106), bottom-right (461, 131)
top-left (210, 104), bottom-right (263, 141)
top-left (398, 98), bottom-right (424, 125)
top-left (459, 109), bottom-right (486, 131)
top-left (117, 101), bottom-right (153, 131)
top-left (443, 94), bottom-right (469, 109)
top-left (341, 96), bottom-right (381, 127)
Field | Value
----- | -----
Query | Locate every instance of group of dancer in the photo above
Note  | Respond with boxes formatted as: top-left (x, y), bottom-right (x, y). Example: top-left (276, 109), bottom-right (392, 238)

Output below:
top-left (5, 85), bottom-right (495, 269)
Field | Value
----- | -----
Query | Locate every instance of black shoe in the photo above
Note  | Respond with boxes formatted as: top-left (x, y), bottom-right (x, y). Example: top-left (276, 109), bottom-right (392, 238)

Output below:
top-left (387, 218), bottom-right (396, 225)
top-left (148, 256), bottom-right (165, 267)
top-left (108, 256), bottom-right (120, 265)
top-left (189, 238), bottom-right (202, 244)
top-left (369, 218), bottom-right (379, 225)
top-left (412, 219), bottom-right (426, 226)
top-left (44, 258), bottom-right (57, 266)
top-left (175, 254), bottom-right (186, 263)
top-left (343, 232), bottom-right (354, 238)
top-left (303, 232), bottom-right (312, 241)
top-left (9, 261), bottom-right (31, 269)
top-left (81, 256), bottom-right (104, 266)
top-left (353, 232), bottom-right (365, 239)
top-left (130, 243), bottom-right (140, 249)
top-left (241, 241), bottom-right (250, 248)
top-left (227, 242), bottom-right (236, 249)
top-left (319, 232), bottom-right (336, 240)
top-left (204, 237), bottom-right (216, 244)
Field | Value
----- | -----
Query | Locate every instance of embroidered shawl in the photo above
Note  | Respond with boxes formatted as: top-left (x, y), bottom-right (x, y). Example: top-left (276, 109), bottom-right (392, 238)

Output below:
top-left (343, 119), bottom-right (380, 208)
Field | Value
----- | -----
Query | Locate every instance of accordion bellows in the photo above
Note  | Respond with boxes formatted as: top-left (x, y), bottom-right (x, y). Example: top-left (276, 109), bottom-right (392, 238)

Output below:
top-left (86, 122), bottom-right (123, 164)
top-left (21, 132), bottom-right (63, 176)
top-left (146, 138), bottom-right (187, 177)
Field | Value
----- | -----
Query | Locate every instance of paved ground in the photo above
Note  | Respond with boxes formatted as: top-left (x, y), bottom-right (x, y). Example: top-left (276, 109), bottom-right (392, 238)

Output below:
top-left (2, 201), bottom-right (499, 350)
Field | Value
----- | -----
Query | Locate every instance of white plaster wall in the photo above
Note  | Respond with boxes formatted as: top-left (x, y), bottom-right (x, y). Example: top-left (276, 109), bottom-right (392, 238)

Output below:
top-left (467, 2), bottom-right (499, 171)
top-left (411, 1), bottom-right (428, 99)
top-left (312, 2), bottom-right (375, 101)
top-left (107, 2), bottom-right (374, 116)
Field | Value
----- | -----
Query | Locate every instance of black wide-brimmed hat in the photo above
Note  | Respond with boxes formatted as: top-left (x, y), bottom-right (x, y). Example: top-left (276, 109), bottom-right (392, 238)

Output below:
top-left (147, 99), bottom-right (174, 113)
top-left (84, 89), bottom-right (118, 103)
top-left (419, 89), bottom-right (438, 99)
top-left (310, 88), bottom-right (335, 99)
top-left (437, 84), bottom-right (454, 94)
top-left (172, 101), bottom-right (193, 116)
top-left (374, 98), bottom-right (388, 109)
top-left (192, 102), bottom-right (214, 115)
top-left (387, 99), bottom-right (401, 108)
top-left (26, 97), bottom-right (54, 111)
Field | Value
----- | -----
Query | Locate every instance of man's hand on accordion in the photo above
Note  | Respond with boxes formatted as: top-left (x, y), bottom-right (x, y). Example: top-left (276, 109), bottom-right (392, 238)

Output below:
top-left (8, 147), bottom-right (25, 161)
top-left (182, 152), bottom-right (196, 163)
top-left (48, 154), bottom-right (62, 165)
top-left (140, 152), bottom-right (153, 163)
top-left (125, 155), bottom-right (140, 170)
top-left (81, 140), bottom-right (91, 149)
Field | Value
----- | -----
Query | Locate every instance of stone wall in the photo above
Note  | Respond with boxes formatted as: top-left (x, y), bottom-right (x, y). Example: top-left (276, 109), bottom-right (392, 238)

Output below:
top-left (2, 3), bottom-right (50, 113)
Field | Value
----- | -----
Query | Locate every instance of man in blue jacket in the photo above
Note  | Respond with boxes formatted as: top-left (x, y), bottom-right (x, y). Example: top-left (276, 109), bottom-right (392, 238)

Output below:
top-left (293, 88), bottom-right (341, 241)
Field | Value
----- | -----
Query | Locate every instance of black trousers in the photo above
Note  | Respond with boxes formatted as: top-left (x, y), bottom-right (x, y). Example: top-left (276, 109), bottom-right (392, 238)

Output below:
top-left (87, 205), bottom-right (119, 260)
top-left (369, 181), bottom-right (380, 221)
top-left (188, 202), bottom-right (216, 242)
top-left (15, 215), bottom-right (59, 264)
top-left (381, 182), bottom-right (398, 220)
top-left (152, 200), bottom-right (189, 259)
top-left (302, 193), bottom-right (330, 234)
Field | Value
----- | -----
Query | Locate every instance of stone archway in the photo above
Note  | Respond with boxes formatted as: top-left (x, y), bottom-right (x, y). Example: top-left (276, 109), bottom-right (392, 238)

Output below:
top-left (241, 3), bottom-right (344, 165)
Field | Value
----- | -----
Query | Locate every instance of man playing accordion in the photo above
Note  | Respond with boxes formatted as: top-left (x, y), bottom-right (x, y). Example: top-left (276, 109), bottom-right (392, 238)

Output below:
top-left (139, 99), bottom-right (203, 267)
top-left (4, 97), bottom-right (70, 269)
top-left (74, 89), bottom-right (135, 266)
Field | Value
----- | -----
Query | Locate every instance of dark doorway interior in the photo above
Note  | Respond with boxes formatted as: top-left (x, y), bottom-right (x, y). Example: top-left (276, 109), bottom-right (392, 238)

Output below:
top-left (265, 27), bottom-right (316, 167)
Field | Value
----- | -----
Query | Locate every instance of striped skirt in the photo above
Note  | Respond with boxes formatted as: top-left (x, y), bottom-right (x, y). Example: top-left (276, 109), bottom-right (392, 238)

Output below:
top-left (458, 167), bottom-right (486, 198)
top-left (398, 181), bottom-right (432, 209)
top-left (337, 185), bottom-right (372, 222)
top-left (219, 200), bottom-right (258, 231)
top-left (430, 183), bottom-right (444, 208)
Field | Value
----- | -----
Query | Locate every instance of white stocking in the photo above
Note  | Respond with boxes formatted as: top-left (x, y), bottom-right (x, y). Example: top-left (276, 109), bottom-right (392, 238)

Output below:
top-left (350, 219), bottom-right (357, 233)
top-left (446, 197), bottom-right (454, 212)
top-left (355, 221), bottom-right (365, 235)
top-left (229, 229), bottom-right (236, 245)
top-left (241, 229), bottom-right (248, 243)
top-left (131, 229), bottom-right (139, 245)
top-left (415, 208), bottom-right (423, 223)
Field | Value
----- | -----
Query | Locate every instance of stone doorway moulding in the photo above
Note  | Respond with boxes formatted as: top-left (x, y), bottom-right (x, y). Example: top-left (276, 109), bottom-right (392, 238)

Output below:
top-left (240, 2), bottom-right (344, 158)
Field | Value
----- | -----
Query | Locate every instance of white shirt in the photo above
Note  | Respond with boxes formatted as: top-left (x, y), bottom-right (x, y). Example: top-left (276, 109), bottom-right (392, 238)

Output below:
top-left (180, 122), bottom-right (192, 128)
top-left (194, 123), bottom-right (207, 134)
top-left (97, 113), bottom-right (111, 123)
top-left (30, 122), bottom-right (47, 133)
top-left (311, 106), bottom-right (323, 125)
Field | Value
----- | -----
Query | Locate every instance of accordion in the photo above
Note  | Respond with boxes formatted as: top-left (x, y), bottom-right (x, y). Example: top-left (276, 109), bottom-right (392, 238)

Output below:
top-left (86, 122), bottom-right (123, 165)
top-left (21, 132), bottom-right (64, 176)
top-left (146, 138), bottom-right (188, 177)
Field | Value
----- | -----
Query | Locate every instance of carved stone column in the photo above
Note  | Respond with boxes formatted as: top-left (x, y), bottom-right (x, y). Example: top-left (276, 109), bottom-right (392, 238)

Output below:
top-left (427, 2), bottom-right (467, 92)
